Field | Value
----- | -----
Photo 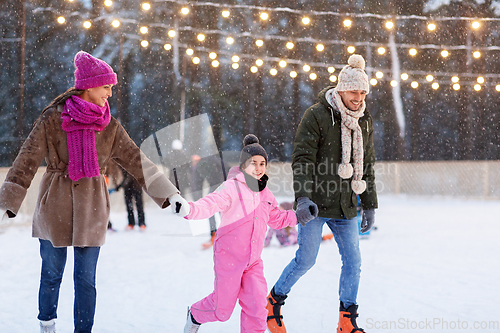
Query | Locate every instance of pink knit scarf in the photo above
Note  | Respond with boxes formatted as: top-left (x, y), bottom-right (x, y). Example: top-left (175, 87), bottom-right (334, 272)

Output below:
top-left (61, 95), bottom-right (111, 181)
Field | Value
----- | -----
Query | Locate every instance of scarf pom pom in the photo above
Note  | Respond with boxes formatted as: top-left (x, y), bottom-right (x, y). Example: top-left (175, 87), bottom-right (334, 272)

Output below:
top-left (351, 180), bottom-right (366, 194)
top-left (338, 163), bottom-right (353, 179)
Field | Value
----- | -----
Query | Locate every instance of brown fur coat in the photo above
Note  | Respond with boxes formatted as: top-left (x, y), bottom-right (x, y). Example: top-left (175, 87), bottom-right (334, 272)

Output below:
top-left (0, 104), bottom-right (178, 247)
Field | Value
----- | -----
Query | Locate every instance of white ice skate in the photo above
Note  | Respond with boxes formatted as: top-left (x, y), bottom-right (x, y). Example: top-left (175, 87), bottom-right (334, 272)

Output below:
top-left (184, 307), bottom-right (200, 333)
top-left (40, 319), bottom-right (56, 333)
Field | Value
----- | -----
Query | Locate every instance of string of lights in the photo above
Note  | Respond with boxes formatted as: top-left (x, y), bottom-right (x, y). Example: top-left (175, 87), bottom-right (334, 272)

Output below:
top-left (29, 1), bottom-right (500, 91)
top-left (152, 0), bottom-right (500, 22)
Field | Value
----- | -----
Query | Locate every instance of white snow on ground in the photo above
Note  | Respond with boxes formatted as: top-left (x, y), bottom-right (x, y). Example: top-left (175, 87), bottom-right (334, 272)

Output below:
top-left (0, 195), bottom-right (499, 332)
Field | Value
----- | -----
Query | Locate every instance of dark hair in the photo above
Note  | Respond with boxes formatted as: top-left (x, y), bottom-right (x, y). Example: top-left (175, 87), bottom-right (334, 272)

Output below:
top-left (35, 87), bottom-right (84, 126)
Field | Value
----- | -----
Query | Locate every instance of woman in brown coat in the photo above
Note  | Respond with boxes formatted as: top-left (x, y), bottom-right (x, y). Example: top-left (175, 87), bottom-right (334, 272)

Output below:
top-left (0, 51), bottom-right (188, 333)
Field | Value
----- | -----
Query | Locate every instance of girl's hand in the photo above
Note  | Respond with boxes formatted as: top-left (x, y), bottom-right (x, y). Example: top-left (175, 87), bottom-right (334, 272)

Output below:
top-left (169, 194), bottom-right (190, 217)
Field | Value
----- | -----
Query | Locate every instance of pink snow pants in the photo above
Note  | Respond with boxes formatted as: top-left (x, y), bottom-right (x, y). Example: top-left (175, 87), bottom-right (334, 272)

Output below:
top-left (190, 250), bottom-right (268, 333)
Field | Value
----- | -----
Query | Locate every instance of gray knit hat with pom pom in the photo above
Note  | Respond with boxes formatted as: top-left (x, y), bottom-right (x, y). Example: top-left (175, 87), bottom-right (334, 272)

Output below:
top-left (336, 54), bottom-right (370, 94)
top-left (239, 134), bottom-right (268, 167)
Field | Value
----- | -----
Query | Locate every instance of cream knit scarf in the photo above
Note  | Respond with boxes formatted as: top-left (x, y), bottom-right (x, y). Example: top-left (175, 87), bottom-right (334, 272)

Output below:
top-left (327, 88), bottom-right (367, 194)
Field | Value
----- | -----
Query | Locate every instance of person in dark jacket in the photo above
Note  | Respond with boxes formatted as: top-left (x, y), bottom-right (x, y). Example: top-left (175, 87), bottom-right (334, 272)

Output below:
top-left (117, 166), bottom-right (146, 231)
top-left (266, 54), bottom-right (378, 333)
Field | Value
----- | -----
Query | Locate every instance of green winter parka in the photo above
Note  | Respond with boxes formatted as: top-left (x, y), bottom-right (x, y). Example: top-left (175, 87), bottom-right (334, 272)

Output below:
top-left (292, 86), bottom-right (378, 219)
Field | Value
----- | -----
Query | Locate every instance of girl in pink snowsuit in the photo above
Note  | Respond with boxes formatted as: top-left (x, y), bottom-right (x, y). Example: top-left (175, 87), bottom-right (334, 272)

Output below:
top-left (181, 134), bottom-right (297, 333)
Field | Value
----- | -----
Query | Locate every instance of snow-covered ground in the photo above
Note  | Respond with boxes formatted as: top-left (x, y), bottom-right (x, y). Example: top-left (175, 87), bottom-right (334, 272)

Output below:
top-left (0, 195), bottom-right (499, 332)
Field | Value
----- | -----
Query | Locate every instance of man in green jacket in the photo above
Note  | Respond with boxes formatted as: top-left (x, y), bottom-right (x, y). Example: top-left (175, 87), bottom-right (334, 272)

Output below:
top-left (266, 54), bottom-right (378, 333)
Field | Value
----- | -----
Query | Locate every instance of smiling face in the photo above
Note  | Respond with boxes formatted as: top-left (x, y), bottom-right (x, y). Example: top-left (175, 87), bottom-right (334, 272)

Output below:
top-left (80, 84), bottom-right (114, 107)
top-left (243, 155), bottom-right (267, 180)
top-left (338, 90), bottom-right (366, 111)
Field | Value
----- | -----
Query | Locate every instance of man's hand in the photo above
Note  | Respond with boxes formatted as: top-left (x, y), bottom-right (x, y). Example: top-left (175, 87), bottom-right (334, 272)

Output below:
top-left (295, 197), bottom-right (318, 226)
top-left (169, 194), bottom-right (190, 217)
top-left (360, 209), bottom-right (375, 233)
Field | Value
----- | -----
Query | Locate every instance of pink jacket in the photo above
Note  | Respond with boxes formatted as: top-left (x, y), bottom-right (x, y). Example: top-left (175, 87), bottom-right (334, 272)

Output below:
top-left (185, 167), bottom-right (297, 263)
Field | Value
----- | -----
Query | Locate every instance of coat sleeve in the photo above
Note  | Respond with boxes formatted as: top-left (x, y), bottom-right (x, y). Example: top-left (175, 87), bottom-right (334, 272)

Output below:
top-left (292, 106), bottom-right (322, 201)
top-left (0, 113), bottom-right (49, 217)
top-left (267, 196), bottom-right (297, 229)
top-left (359, 116), bottom-right (378, 210)
top-left (110, 123), bottom-right (178, 208)
top-left (184, 182), bottom-right (232, 220)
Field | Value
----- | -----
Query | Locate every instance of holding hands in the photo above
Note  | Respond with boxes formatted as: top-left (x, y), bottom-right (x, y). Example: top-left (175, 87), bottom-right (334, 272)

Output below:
top-left (169, 193), bottom-right (190, 217)
top-left (295, 197), bottom-right (318, 226)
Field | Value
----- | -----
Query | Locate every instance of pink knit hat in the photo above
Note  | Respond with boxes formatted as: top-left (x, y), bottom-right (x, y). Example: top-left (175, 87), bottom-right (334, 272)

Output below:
top-left (74, 51), bottom-right (117, 90)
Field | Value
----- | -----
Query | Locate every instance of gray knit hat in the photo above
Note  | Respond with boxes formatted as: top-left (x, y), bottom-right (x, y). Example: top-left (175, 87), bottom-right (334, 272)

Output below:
top-left (239, 134), bottom-right (268, 168)
top-left (336, 54), bottom-right (370, 94)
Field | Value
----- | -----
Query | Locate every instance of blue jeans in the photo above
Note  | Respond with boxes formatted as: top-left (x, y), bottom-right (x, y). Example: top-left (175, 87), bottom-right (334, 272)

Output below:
top-left (37, 239), bottom-right (100, 333)
top-left (274, 216), bottom-right (361, 307)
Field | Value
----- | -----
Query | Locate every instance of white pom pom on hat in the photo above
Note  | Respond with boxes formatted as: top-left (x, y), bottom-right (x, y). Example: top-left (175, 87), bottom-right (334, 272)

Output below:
top-left (347, 54), bottom-right (366, 70)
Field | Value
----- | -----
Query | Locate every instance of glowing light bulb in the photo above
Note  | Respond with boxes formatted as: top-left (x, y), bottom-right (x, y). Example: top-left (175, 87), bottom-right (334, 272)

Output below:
top-left (370, 78), bottom-right (377, 86)
top-left (474, 84), bottom-right (481, 91)
top-left (309, 73), bottom-right (317, 80)
top-left (256, 59), bottom-right (264, 66)
top-left (472, 21), bottom-right (480, 29)
top-left (376, 71), bottom-right (384, 79)
top-left (343, 19), bottom-right (352, 28)
top-left (142, 3), bottom-right (151, 11)
top-left (330, 75), bottom-right (337, 82)
top-left (401, 73), bottom-right (409, 81)
top-left (180, 7), bottom-right (189, 15)
top-left (451, 76), bottom-right (459, 83)
top-left (270, 68), bottom-right (278, 76)
top-left (411, 81), bottom-right (419, 89)
top-left (378, 47), bottom-right (386, 55)
top-left (453, 84), bottom-right (460, 91)
top-left (186, 48), bottom-right (194, 56)
top-left (477, 76), bottom-right (485, 84)
top-left (226, 37), bottom-right (234, 45)
top-left (385, 21), bottom-right (394, 29)
top-left (286, 42), bottom-right (294, 49)
top-left (260, 12), bottom-right (269, 21)
top-left (496, 85), bottom-right (500, 92)
top-left (432, 82), bottom-right (439, 90)
top-left (303, 64), bottom-right (311, 72)
top-left (211, 60), bottom-right (219, 68)
top-left (232, 63), bottom-right (239, 69)
top-left (427, 23), bottom-right (436, 31)
top-left (256, 39), bottom-right (264, 47)
top-left (347, 46), bottom-right (355, 54)
top-left (328, 67), bottom-right (335, 73)
top-left (473, 51), bottom-right (481, 59)
top-left (83, 21), bottom-right (92, 29)
top-left (141, 40), bottom-right (149, 48)
top-left (232, 55), bottom-right (240, 62)
top-left (391, 80), bottom-right (398, 87)
top-left (290, 71), bottom-right (298, 78)
top-left (164, 44), bottom-right (172, 51)
top-left (168, 30), bottom-right (176, 38)
top-left (251, 66), bottom-right (258, 73)
top-left (279, 60), bottom-right (287, 68)
top-left (104, 0), bottom-right (112, 7)
top-left (140, 26), bottom-right (148, 34)
top-left (209, 52), bottom-right (217, 59)
top-left (441, 50), bottom-right (449, 58)
top-left (222, 10), bottom-right (230, 18)
top-left (192, 57), bottom-right (200, 65)
top-left (409, 48), bottom-right (417, 56)
top-left (316, 44), bottom-right (325, 52)
top-left (111, 20), bottom-right (120, 28)
top-left (302, 17), bottom-right (311, 25)
top-left (426, 75), bottom-right (434, 82)
top-left (57, 16), bottom-right (66, 24)
top-left (197, 34), bottom-right (205, 42)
